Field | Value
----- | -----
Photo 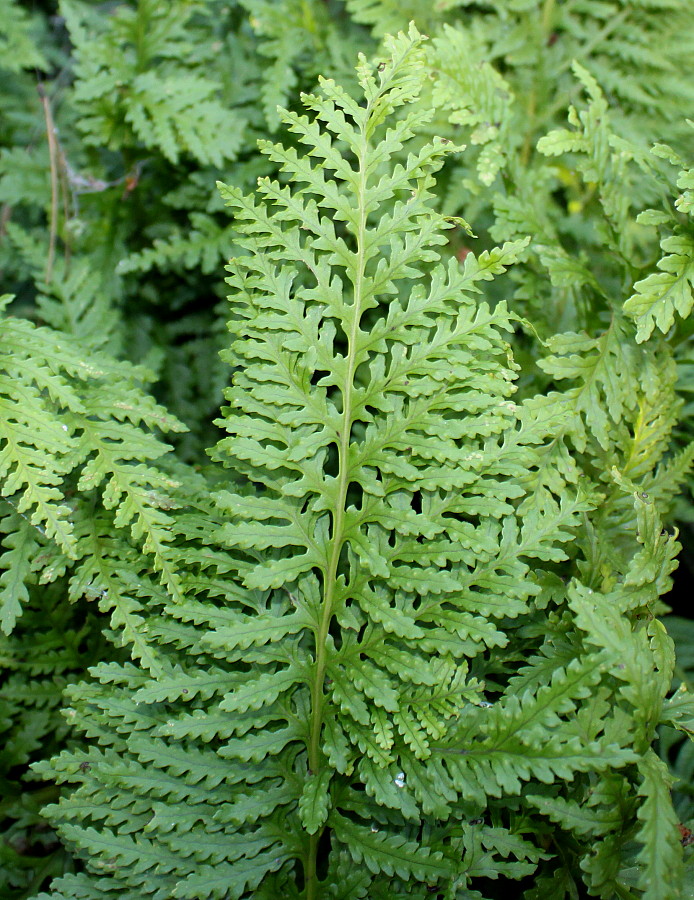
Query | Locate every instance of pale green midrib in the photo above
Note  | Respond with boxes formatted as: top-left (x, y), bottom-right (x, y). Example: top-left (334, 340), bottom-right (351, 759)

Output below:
top-left (304, 104), bottom-right (370, 900)
top-left (302, 46), bottom-right (426, 894)
top-left (306, 83), bottom-right (386, 767)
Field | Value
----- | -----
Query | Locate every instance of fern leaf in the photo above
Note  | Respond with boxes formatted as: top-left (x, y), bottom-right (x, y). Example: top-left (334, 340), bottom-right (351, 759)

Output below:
top-left (625, 233), bottom-right (694, 342)
top-left (125, 73), bottom-right (245, 167)
top-left (171, 856), bottom-right (286, 900)
top-left (0, 0), bottom-right (47, 72)
top-left (330, 814), bottom-right (453, 882)
top-left (525, 793), bottom-right (622, 838)
top-left (298, 769), bottom-right (332, 834)
top-left (63, 0), bottom-right (247, 165)
top-left (569, 566), bottom-right (675, 744)
top-left (537, 316), bottom-right (638, 452)
top-left (636, 750), bottom-right (683, 900)
top-left (0, 308), bottom-right (188, 631)
top-left (0, 512), bottom-right (36, 633)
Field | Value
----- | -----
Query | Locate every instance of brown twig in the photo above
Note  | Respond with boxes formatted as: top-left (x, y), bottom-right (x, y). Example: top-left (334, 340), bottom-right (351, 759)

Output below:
top-left (0, 203), bottom-right (11, 241)
top-left (37, 83), bottom-right (60, 284)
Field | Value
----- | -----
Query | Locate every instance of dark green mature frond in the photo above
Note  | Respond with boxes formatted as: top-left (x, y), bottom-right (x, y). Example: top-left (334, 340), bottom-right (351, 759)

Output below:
top-left (636, 750), bottom-right (683, 900)
top-left (61, 0), bottom-right (246, 167)
top-left (0, 298), bottom-right (186, 630)
top-left (240, 0), bottom-right (367, 130)
top-left (0, 0), bottom-right (47, 73)
top-left (344, 0), bottom-right (440, 37)
top-left (117, 213), bottom-right (237, 277)
top-left (0, 511), bottom-right (35, 634)
top-left (34, 260), bottom-right (122, 353)
top-left (0, 584), bottom-right (110, 898)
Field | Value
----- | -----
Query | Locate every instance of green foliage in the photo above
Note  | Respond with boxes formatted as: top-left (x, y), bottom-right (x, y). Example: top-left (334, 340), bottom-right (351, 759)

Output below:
top-left (0, 588), bottom-right (110, 898)
top-left (1, 2), bottom-right (693, 899)
top-left (0, 0), bottom-right (358, 462)
top-left (624, 139), bottom-right (694, 342)
top-left (61, 0), bottom-right (246, 167)
top-left (0, 295), bottom-right (187, 632)
top-left (0, 0), bottom-right (47, 73)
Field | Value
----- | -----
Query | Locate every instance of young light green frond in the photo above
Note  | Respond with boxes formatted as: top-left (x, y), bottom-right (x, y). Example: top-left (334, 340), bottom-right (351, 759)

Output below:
top-left (636, 751), bottom-right (684, 900)
top-left (626, 236), bottom-right (694, 341)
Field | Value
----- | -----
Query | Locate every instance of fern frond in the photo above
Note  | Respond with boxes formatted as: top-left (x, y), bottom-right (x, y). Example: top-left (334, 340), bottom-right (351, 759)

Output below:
top-left (240, 0), bottom-right (367, 130)
top-left (0, 583), bottom-right (109, 898)
top-left (117, 213), bottom-right (237, 277)
top-left (0, 0), bottom-right (47, 73)
top-left (0, 307), bottom-right (187, 628)
top-left (537, 315), bottom-right (639, 452)
top-left (35, 260), bottom-right (121, 352)
top-left (636, 750), bottom-right (683, 900)
top-left (0, 511), bottom-right (36, 633)
top-left (525, 791), bottom-right (623, 838)
top-left (62, 0), bottom-right (246, 166)
top-left (625, 145), bottom-right (694, 341)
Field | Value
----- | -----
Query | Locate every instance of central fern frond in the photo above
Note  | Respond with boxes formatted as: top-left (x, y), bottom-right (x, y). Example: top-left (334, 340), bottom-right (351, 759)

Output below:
top-left (208, 25), bottom-right (594, 893)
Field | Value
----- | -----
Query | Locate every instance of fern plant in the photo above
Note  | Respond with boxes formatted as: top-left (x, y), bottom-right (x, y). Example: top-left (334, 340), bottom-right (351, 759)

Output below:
top-left (31, 29), bottom-right (693, 900)
top-left (0, 291), bottom-right (188, 633)
top-left (0, 288), bottom-right (212, 894)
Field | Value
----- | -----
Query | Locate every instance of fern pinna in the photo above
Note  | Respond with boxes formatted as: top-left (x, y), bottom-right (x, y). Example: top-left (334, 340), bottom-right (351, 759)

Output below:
top-left (36, 28), bottom-right (690, 900)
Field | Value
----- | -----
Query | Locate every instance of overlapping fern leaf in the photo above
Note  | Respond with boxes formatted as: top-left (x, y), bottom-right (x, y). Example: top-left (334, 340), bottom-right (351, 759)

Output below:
top-left (0, 294), bottom-right (187, 632)
top-left (624, 135), bottom-right (694, 343)
top-left (32, 27), bottom-right (693, 900)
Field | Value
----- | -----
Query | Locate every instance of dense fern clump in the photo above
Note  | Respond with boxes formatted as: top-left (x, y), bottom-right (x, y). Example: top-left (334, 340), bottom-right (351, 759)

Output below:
top-left (21, 29), bottom-right (692, 900)
top-left (2, 2), bottom-right (694, 898)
